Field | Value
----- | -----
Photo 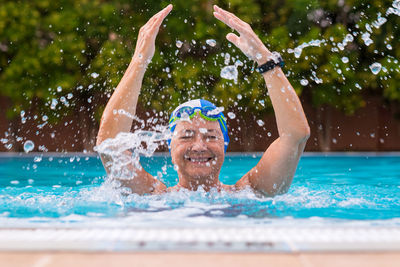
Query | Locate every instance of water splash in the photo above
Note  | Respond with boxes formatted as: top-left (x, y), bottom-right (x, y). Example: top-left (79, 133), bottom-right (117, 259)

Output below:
top-left (91, 72), bottom-right (99, 78)
top-left (94, 124), bottom-right (171, 181)
top-left (23, 140), bottom-right (35, 153)
top-left (175, 40), bottom-right (183, 48)
top-left (300, 79), bottom-right (309, 86)
top-left (206, 39), bottom-right (216, 47)
top-left (369, 62), bottom-right (382, 75)
top-left (287, 39), bottom-right (326, 58)
top-left (220, 65), bottom-right (238, 83)
top-left (361, 32), bottom-right (373, 46)
top-left (341, 57), bottom-right (349, 64)
top-left (227, 112), bottom-right (236, 119)
top-left (50, 99), bottom-right (58, 110)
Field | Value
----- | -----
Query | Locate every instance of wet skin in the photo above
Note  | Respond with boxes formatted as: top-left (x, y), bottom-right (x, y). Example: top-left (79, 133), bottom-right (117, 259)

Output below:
top-left (170, 115), bottom-right (226, 191)
top-left (97, 4), bottom-right (310, 196)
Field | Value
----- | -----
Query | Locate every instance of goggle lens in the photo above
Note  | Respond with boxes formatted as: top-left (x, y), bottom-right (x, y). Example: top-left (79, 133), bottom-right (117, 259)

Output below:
top-left (173, 106), bottom-right (222, 120)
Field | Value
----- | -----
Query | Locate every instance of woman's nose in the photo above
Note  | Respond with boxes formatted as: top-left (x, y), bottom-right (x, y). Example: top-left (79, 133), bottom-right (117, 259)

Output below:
top-left (191, 135), bottom-right (207, 151)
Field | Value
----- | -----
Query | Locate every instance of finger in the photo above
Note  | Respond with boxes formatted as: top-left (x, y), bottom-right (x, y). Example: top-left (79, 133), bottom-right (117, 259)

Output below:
top-left (213, 11), bottom-right (235, 29)
top-left (149, 4), bottom-right (172, 21)
top-left (142, 5), bottom-right (172, 37)
top-left (214, 5), bottom-right (249, 31)
top-left (226, 32), bottom-right (240, 47)
top-left (214, 10), bottom-right (249, 35)
top-left (153, 4), bottom-right (173, 29)
top-left (215, 5), bottom-right (244, 25)
top-left (144, 4), bottom-right (172, 31)
top-left (215, 11), bottom-right (248, 36)
top-left (228, 18), bottom-right (251, 36)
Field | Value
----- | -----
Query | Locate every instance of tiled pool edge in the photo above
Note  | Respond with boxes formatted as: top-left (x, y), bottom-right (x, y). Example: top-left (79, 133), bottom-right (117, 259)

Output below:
top-left (1, 226), bottom-right (399, 252)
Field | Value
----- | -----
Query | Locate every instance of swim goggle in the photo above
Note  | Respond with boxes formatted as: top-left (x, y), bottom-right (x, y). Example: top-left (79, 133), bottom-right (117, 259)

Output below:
top-left (168, 106), bottom-right (229, 152)
top-left (169, 106), bottom-right (226, 122)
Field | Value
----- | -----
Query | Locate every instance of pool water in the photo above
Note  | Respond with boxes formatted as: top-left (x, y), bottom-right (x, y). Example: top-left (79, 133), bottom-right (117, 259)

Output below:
top-left (0, 153), bottom-right (400, 228)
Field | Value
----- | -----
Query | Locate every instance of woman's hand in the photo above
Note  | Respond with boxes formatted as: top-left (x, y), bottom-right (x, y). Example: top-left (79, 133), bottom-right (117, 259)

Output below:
top-left (213, 5), bottom-right (271, 65)
top-left (133, 4), bottom-right (173, 68)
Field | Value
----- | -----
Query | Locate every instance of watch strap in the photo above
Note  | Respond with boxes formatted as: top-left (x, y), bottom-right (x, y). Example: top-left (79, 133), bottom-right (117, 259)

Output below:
top-left (256, 56), bottom-right (284, 74)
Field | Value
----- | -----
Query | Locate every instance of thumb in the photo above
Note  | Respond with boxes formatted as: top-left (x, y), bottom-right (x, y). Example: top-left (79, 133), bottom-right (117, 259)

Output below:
top-left (226, 33), bottom-right (240, 47)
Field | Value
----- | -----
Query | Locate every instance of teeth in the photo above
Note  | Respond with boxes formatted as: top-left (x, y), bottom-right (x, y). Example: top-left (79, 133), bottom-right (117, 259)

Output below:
top-left (185, 156), bottom-right (212, 163)
top-left (190, 158), bottom-right (208, 162)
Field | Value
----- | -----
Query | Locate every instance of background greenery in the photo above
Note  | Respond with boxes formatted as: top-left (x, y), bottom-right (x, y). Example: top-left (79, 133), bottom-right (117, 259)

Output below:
top-left (0, 0), bottom-right (399, 150)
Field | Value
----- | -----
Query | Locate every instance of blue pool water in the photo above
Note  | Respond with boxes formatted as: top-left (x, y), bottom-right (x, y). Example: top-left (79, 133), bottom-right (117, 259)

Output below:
top-left (0, 153), bottom-right (400, 227)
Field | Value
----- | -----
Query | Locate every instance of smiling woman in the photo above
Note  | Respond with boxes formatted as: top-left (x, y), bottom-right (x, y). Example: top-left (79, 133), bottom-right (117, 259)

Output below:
top-left (96, 4), bottom-right (310, 196)
top-left (170, 113), bottom-right (226, 191)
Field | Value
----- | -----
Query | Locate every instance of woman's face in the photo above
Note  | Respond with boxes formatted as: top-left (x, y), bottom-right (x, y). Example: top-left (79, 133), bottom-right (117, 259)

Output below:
top-left (170, 115), bottom-right (225, 185)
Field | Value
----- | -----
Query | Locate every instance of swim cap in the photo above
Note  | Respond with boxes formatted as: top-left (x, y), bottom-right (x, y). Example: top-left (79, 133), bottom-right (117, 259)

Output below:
top-left (167, 99), bottom-right (229, 152)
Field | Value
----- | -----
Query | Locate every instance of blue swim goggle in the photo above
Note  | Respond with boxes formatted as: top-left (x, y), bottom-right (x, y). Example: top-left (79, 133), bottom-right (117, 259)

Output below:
top-left (168, 105), bottom-right (229, 152)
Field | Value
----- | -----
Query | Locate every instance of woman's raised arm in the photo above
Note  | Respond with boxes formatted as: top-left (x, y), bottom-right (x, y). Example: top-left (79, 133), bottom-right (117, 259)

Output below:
top-left (96, 4), bottom-right (173, 194)
top-left (213, 5), bottom-right (310, 196)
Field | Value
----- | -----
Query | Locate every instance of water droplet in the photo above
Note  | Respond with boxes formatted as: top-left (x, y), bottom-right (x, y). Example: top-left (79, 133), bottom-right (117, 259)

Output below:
top-left (294, 47), bottom-right (302, 58)
top-left (57, 86), bottom-right (62, 92)
top-left (34, 156), bottom-right (42, 162)
top-left (237, 94), bottom-right (242, 100)
top-left (344, 33), bottom-right (354, 42)
top-left (361, 32), bottom-right (373, 46)
top-left (224, 53), bottom-right (231, 65)
top-left (386, 44), bottom-right (392, 50)
top-left (300, 79), bottom-right (309, 86)
top-left (206, 39), bottom-right (216, 47)
top-left (199, 128), bottom-right (207, 134)
top-left (372, 14), bottom-right (387, 29)
top-left (23, 140), bottom-right (35, 153)
top-left (369, 62), bottom-right (382, 75)
top-left (176, 40), bottom-right (183, 48)
top-left (67, 93), bottom-right (73, 99)
top-left (227, 112), bottom-right (236, 119)
top-left (341, 56), bottom-right (349, 63)
top-left (234, 60), bottom-right (243, 67)
top-left (91, 72), bottom-right (99, 78)
top-left (50, 99), bottom-right (58, 110)
top-left (220, 65), bottom-right (238, 81)
top-left (256, 120), bottom-right (265, 126)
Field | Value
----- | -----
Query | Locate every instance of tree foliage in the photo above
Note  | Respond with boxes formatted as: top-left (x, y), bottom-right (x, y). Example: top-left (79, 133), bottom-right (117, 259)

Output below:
top-left (0, 0), bottom-right (399, 125)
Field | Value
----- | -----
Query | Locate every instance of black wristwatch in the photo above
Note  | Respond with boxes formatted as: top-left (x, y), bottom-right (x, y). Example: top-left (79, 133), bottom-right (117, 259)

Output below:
top-left (256, 54), bottom-right (284, 74)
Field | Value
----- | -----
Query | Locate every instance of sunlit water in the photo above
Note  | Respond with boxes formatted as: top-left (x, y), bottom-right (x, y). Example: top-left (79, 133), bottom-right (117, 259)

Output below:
top-left (1, 154), bottom-right (399, 228)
